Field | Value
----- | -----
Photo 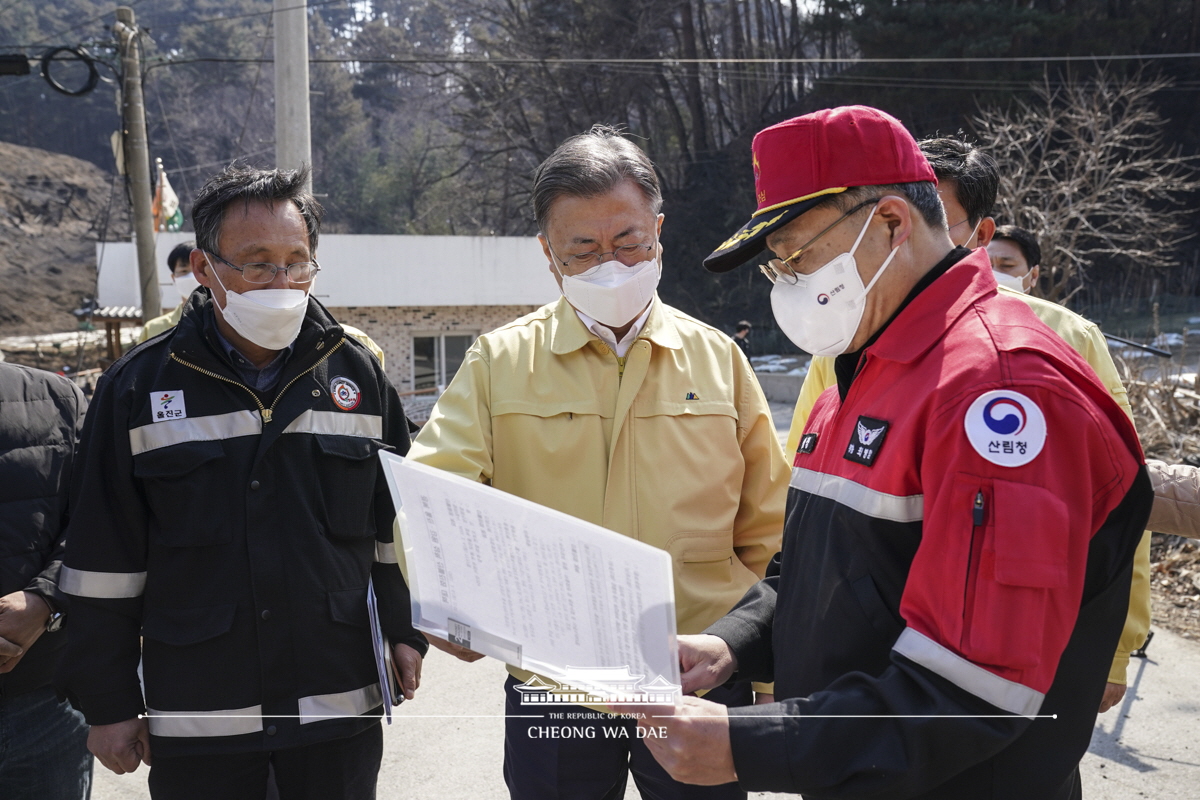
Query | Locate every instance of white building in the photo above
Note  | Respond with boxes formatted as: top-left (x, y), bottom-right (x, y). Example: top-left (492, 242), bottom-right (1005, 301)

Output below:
top-left (97, 233), bottom-right (559, 390)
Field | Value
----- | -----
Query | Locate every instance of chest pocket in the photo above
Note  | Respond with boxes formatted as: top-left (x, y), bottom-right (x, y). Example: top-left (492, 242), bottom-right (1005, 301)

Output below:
top-left (133, 440), bottom-right (231, 547)
top-left (490, 399), bottom-right (611, 484)
top-left (313, 435), bottom-right (386, 539)
top-left (634, 396), bottom-right (740, 487)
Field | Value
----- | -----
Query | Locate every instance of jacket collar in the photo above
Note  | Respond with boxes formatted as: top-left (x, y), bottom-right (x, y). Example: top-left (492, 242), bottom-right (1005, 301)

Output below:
top-left (170, 289), bottom-right (344, 379)
top-left (867, 247), bottom-right (996, 365)
top-left (549, 295), bottom-right (682, 355)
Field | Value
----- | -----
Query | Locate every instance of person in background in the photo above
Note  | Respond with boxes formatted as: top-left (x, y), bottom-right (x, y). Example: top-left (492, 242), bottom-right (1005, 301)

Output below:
top-left (139, 242), bottom-right (198, 343)
top-left (733, 320), bottom-right (752, 358)
top-left (785, 138), bottom-right (1151, 714)
top-left (0, 362), bottom-right (91, 799)
top-left (139, 243), bottom-right (388, 369)
top-left (406, 125), bottom-right (789, 800)
top-left (987, 224), bottom-right (1041, 294)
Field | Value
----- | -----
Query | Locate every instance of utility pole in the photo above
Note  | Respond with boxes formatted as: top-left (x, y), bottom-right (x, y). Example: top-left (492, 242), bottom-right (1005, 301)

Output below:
top-left (274, 0), bottom-right (311, 190)
top-left (114, 6), bottom-right (160, 319)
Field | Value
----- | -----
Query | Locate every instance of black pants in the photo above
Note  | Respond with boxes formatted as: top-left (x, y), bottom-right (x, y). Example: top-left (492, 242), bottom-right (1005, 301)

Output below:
top-left (504, 676), bottom-right (750, 800)
top-left (147, 724), bottom-right (382, 800)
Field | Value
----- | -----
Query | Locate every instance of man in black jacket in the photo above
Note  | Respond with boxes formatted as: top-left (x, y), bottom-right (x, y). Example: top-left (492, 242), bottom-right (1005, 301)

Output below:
top-left (0, 362), bottom-right (90, 799)
top-left (59, 165), bottom-right (426, 800)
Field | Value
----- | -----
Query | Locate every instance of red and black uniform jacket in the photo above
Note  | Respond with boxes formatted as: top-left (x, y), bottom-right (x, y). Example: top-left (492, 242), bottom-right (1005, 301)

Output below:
top-left (58, 291), bottom-right (426, 756)
top-left (707, 248), bottom-right (1151, 798)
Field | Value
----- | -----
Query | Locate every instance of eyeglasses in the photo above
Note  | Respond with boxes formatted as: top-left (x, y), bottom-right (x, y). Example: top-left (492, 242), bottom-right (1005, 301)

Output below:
top-left (550, 241), bottom-right (656, 275)
top-left (206, 251), bottom-right (321, 284)
top-left (759, 198), bottom-right (880, 285)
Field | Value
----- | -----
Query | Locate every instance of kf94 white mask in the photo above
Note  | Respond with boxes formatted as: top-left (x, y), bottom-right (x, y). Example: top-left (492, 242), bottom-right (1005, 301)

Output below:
top-left (206, 255), bottom-right (309, 350)
top-left (557, 257), bottom-right (661, 328)
top-left (993, 269), bottom-right (1032, 294)
top-left (173, 272), bottom-right (200, 302)
top-left (769, 206), bottom-right (899, 357)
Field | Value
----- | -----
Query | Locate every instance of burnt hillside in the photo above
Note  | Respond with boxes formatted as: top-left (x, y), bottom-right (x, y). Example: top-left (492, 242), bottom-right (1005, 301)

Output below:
top-left (0, 141), bottom-right (128, 335)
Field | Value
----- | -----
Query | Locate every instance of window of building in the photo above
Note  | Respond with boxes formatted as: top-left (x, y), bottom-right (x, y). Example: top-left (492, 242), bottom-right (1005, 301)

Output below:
top-left (412, 333), bottom-right (476, 391)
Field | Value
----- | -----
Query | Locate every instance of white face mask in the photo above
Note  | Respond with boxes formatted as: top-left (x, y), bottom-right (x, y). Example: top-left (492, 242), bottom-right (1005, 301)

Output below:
top-left (205, 255), bottom-right (309, 350)
top-left (992, 269), bottom-right (1034, 294)
top-left (769, 206), bottom-right (899, 357)
top-left (173, 272), bottom-right (200, 302)
top-left (555, 256), bottom-right (661, 328)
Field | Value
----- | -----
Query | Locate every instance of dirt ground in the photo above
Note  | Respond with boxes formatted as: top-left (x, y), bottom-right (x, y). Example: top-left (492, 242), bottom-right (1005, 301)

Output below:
top-left (1149, 534), bottom-right (1200, 640)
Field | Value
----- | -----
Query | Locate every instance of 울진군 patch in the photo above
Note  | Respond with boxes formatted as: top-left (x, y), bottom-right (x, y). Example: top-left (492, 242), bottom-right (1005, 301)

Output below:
top-left (150, 390), bottom-right (187, 423)
top-left (844, 416), bottom-right (889, 466)
top-left (330, 376), bottom-right (361, 411)
top-left (963, 390), bottom-right (1046, 467)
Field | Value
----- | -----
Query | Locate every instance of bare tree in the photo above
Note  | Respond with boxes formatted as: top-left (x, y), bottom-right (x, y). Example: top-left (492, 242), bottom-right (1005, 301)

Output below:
top-left (974, 70), bottom-right (1200, 303)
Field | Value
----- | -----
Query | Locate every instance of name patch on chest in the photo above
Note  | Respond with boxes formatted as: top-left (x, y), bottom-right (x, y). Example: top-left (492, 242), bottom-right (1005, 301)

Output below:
top-left (150, 390), bottom-right (187, 422)
top-left (799, 432), bottom-right (819, 455)
top-left (844, 416), bottom-right (889, 466)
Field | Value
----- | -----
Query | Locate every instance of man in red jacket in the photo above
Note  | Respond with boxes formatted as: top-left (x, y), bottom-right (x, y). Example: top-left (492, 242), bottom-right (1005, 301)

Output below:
top-left (641, 106), bottom-right (1152, 799)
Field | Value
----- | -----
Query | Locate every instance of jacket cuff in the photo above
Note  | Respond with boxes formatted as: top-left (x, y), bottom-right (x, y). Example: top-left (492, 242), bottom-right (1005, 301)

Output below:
top-left (705, 615), bottom-right (772, 682)
top-left (77, 687), bottom-right (146, 727)
top-left (728, 703), bottom-right (793, 792)
top-left (1107, 652), bottom-right (1130, 685)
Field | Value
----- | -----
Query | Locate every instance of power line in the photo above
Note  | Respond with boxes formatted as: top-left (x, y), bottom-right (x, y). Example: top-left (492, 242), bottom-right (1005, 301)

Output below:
top-left (146, 51), bottom-right (1200, 68)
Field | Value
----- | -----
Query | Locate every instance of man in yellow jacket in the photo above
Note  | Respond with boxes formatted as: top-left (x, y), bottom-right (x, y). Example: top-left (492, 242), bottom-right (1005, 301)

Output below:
top-left (406, 125), bottom-right (789, 800)
top-left (785, 137), bottom-right (1150, 714)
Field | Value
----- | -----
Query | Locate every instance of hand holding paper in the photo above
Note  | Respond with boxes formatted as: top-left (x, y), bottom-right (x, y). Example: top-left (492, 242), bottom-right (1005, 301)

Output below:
top-left (381, 452), bottom-right (681, 704)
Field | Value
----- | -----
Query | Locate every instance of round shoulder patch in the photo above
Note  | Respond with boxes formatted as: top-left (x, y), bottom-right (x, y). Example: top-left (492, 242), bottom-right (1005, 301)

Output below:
top-left (330, 376), bottom-right (361, 411)
top-left (963, 390), bottom-right (1046, 467)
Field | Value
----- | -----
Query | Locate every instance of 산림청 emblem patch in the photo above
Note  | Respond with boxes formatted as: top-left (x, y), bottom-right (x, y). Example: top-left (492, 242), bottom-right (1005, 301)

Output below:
top-left (964, 390), bottom-right (1046, 467)
top-left (330, 376), bottom-right (361, 411)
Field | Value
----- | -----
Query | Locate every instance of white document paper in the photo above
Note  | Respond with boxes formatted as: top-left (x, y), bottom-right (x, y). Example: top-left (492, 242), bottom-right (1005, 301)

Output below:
top-left (381, 452), bottom-right (680, 702)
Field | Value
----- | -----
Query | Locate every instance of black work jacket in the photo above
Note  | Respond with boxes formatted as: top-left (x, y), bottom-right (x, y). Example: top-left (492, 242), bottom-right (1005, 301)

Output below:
top-left (59, 291), bottom-right (425, 756)
top-left (0, 363), bottom-right (85, 699)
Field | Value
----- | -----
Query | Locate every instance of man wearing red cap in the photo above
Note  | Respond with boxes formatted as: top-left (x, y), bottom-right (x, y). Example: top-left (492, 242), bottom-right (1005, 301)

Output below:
top-left (639, 106), bottom-right (1152, 798)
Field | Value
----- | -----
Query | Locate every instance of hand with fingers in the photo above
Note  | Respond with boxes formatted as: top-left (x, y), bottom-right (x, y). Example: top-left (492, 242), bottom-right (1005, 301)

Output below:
top-left (392, 642), bottom-right (425, 700)
top-left (89, 717), bottom-right (152, 775)
top-left (639, 696), bottom-right (738, 786)
top-left (677, 634), bottom-right (738, 695)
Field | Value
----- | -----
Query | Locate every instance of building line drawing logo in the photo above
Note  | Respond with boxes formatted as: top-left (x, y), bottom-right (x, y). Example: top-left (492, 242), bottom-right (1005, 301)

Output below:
top-left (513, 667), bottom-right (681, 706)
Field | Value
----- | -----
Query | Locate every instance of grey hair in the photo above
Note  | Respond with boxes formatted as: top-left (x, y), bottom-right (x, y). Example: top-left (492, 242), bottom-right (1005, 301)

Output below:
top-left (191, 164), bottom-right (323, 256)
top-left (821, 182), bottom-right (946, 230)
top-left (532, 125), bottom-right (662, 232)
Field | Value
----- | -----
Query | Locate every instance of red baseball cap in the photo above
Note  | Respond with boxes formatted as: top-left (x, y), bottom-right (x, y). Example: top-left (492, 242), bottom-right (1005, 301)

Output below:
top-left (703, 105), bottom-right (937, 273)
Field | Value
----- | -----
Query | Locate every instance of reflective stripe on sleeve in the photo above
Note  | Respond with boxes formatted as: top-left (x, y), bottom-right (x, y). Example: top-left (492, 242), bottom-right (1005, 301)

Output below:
top-left (790, 467), bottom-right (924, 523)
top-left (282, 410), bottom-right (382, 439)
top-left (893, 628), bottom-right (1045, 718)
top-left (298, 683), bottom-right (383, 725)
top-left (59, 566), bottom-right (146, 599)
top-left (129, 410), bottom-right (262, 455)
top-left (375, 541), bottom-right (398, 564)
top-left (146, 705), bottom-right (264, 737)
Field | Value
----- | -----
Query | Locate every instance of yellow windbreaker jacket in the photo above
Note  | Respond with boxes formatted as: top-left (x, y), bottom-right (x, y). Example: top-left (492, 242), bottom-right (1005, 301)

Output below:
top-left (407, 296), bottom-right (789, 687)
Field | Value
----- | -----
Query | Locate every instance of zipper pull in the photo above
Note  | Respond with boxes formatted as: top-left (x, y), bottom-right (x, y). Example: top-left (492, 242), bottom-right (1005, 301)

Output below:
top-left (973, 490), bottom-right (985, 526)
top-left (261, 408), bottom-right (273, 424)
